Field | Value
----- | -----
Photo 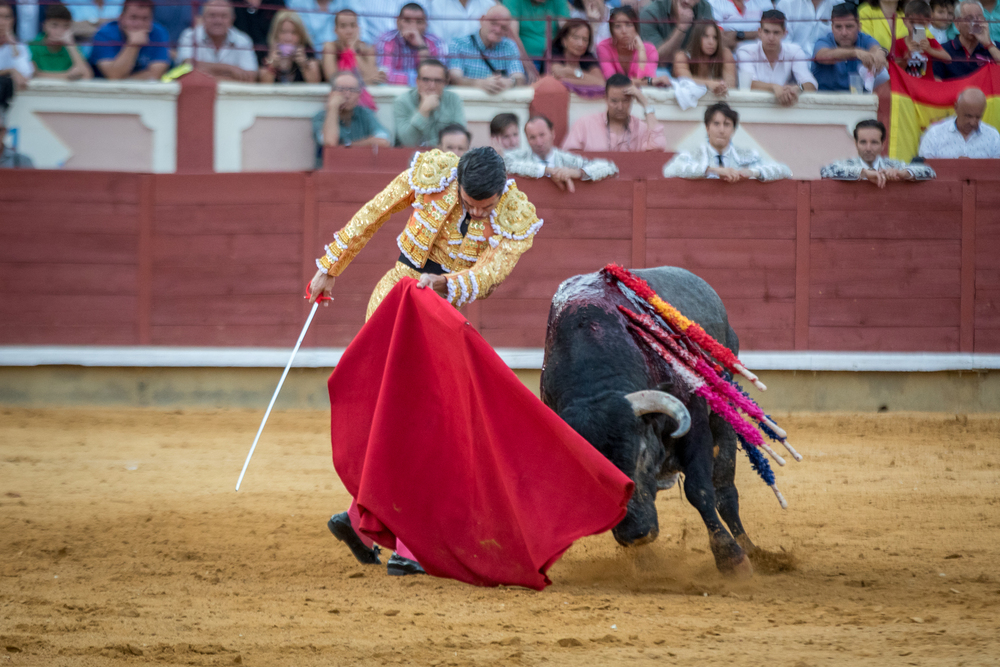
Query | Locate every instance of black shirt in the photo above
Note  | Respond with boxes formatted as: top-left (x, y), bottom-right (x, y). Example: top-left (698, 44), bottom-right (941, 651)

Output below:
top-left (234, 0), bottom-right (286, 66)
top-left (935, 37), bottom-right (997, 79)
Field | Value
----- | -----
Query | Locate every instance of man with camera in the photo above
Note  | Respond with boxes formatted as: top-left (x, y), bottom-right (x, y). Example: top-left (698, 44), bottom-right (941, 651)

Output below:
top-left (935, 0), bottom-right (1000, 78)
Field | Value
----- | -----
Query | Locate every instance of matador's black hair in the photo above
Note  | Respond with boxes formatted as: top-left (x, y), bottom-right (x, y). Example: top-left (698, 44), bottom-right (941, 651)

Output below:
top-left (456, 147), bottom-right (507, 201)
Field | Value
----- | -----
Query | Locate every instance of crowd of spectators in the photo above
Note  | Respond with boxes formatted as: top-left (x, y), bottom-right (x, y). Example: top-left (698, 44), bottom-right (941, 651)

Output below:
top-left (2, 0), bottom-right (1000, 168)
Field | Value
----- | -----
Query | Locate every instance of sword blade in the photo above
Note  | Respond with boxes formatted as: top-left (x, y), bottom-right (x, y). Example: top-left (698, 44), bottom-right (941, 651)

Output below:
top-left (235, 300), bottom-right (321, 491)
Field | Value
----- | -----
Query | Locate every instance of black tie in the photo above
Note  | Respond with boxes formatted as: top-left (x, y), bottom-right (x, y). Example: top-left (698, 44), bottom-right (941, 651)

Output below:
top-left (716, 154), bottom-right (724, 167)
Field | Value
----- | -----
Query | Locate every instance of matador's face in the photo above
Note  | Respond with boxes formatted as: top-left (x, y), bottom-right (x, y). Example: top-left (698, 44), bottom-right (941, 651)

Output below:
top-left (459, 186), bottom-right (501, 220)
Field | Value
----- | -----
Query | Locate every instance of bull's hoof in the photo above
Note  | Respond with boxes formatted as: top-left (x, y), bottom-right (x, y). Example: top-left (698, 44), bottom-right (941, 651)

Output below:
top-left (656, 473), bottom-right (680, 491)
top-left (721, 553), bottom-right (754, 579)
top-left (614, 528), bottom-right (659, 547)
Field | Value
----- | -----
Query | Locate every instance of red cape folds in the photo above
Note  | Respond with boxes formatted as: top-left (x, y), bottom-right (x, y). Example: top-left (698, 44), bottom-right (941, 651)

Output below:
top-left (328, 279), bottom-right (634, 590)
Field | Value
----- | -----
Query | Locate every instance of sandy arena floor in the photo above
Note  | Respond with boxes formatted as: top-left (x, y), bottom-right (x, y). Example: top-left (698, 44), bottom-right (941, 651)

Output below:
top-left (1, 408), bottom-right (998, 666)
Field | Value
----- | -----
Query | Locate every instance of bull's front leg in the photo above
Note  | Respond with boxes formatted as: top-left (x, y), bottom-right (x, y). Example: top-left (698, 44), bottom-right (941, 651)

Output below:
top-left (676, 397), bottom-right (752, 577)
top-left (709, 412), bottom-right (759, 558)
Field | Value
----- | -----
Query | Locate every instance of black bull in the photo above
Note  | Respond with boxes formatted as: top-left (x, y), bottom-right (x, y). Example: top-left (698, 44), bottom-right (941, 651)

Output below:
top-left (541, 266), bottom-right (761, 576)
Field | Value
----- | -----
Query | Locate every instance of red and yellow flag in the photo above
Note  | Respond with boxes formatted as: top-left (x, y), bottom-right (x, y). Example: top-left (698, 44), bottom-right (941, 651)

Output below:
top-left (889, 62), bottom-right (1000, 161)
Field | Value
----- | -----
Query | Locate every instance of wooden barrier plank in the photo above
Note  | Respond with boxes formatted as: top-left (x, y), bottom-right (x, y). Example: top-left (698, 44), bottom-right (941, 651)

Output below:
top-left (795, 181), bottom-right (810, 350)
top-left (480, 328), bottom-right (549, 348)
top-left (725, 299), bottom-right (795, 330)
top-left (961, 181), bottom-right (976, 352)
top-left (809, 179), bottom-right (962, 212)
top-left (154, 204), bottom-right (305, 235)
top-left (152, 234), bottom-right (301, 265)
top-left (0, 171), bottom-right (141, 203)
top-left (0, 295), bottom-right (138, 326)
top-left (809, 297), bottom-right (960, 327)
top-left (810, 267), bottom-right (961, 299)
top-left (975, 290), bottom-right (1000, 329)
top-left (682, 268), bottom-right (795, 300)
top-left (646, 239), bottom-right (796, 269)
top-left (977, 210), bottom-right (1000, 237)
top-left (810, 209), bottom-right (962, 240)
top-left (518, 179), bottom-right (636, 210)
top-left (647, 179), bottom-right (799, 210)
top-left (646, 208), bottom-right (796, 239)
top-left (810, 239), bottom-right (961, 270)
top-left (152, 325), bottom-right (310, 347)
top-left (927, 159), bottom-right (1000, 182)
top-left (737, 328), bottom-right (795, 351)
top-left (0, 233), bottom-right (138, 264)
top-left (3, 202), bottom-right (139, 234)
top-left (138, 175), bottom-right (153, 345)
top-left (529, 209), bottom-right (633, 239)
top-left (151, 295), bottom-right (302, 326)
top-left (808, 326), bottom-right (959, 351)
top-left (975, 328), bottom-right (1000, 352)
top-left (510, 238), bottom-right (632, 269)
top-left (976, 268), bottom-right (1000, 290)
top-left (155, 173), bottom-right (305, 205)
top-left (0, 264), bottom-right (137, 295)
top-left (0, 325), bottom-right (140, 345)
top-left (154, 264), bottom-right (301, 296)
top-left (479, 298), bottom-right (552, 329)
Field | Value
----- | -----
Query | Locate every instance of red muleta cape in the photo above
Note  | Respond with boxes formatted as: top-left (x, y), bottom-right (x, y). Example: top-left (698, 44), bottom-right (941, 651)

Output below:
top-left (328, 279), bottom-right (634, 590)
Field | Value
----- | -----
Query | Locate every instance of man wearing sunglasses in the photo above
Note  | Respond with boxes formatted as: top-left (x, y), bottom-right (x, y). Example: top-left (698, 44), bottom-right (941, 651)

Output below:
top-left (393, 58), bottom-right (467, 147)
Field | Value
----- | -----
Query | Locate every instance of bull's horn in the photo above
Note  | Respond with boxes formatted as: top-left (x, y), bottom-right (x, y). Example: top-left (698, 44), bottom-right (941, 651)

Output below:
top-left (624, 390), bottom-right (691, 438)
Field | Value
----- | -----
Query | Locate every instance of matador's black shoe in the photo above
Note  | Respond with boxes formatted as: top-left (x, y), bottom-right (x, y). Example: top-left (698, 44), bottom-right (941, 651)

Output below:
top-left (327, 512), bottom-right (381, 565)
top-left (387, 552), bottom-right (426, 576)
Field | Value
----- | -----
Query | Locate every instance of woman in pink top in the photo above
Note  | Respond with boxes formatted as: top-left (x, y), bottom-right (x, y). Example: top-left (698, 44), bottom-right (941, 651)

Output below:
top-left (595, 6), bottom-right (659, 83)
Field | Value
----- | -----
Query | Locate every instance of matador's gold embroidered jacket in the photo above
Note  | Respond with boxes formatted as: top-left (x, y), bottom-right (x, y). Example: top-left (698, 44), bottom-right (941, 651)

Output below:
top-left (316, 149), bottom-right (543, 307)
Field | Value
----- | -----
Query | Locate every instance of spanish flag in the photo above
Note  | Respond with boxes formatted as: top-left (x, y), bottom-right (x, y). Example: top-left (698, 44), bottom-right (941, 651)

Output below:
top-left (889, 62), bottom-right (1000, 161)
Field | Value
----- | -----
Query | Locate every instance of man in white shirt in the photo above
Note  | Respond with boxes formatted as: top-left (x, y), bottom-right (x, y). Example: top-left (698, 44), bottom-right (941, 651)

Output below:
top-left (775, 0), bottom-right (836, 57)
top-left (663, 102), bottom-right (792, 181)
top-left (427, 0), bottom-right (497, 47)
top-left (736, 10), bottom-right (818, 106)
top-left (918, 87), bottom-right (1000, 159)
top-left (176, 0), bottom-right (258, 81)
top-left (710, 0), bottom-right (773, 49)
top-left (504, 114), bottom-right (618, 192)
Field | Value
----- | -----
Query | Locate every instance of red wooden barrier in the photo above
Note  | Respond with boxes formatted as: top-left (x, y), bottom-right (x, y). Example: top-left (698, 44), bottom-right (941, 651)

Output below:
top-left (2, 169), bottom-right (998, 353)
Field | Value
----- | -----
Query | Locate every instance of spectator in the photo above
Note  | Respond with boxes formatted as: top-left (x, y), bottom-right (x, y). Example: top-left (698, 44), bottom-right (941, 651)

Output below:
top-left (892, 0), bottom-right (950, 79)
top-left (70, 0), bottom-right (123, 43)
top-left (978, 0), bottom-right (1000, 43)
top-left (313, 71), bottom-right (391, 162)
top-left (89, 0), bottom-right (170, 80)
top-left (596, 6), bottom-right (664, 84)
top-left (859, 0), bottom-right (910, 50)
top-left (394, 58), bottom-right (466, 146)
top-left (360, 0), bottom-right (408, 44)
top-left (505, 114), bottom-right (618, 191)
top-left (822, 119), bottom-right (935, 184)
top-left (570, 0), bottom-right (611, 46)
top-left (503, 0), bottom-right (569, 61)
top-left (287, 0), bottom-right (356, 50)
top-left (489, 111), bottom-right (521, 155)
top-left (1, 0), bottom-right (34, 91)
top-left (153, 0), bottom-right (201, 47)
top-left (261, 10), bottom-right (322, 83)
top-left (928, 0), bottom-right (957, 42)
top-left (376, 3), bottom-right (447, 86)
top-left (663, 101), bottom-right (791, 180)
top-left (427, 0), bottom-right (496, 46)
top-left (16, 1), bottom-right (40, 45)
top-left (776, 0), bottom-right (836, 57)
top-left (813, 3), bottom-right (888, 91)
top-left (710, 0), bottom-right (773, 50)
top-left (234, 0), bottom-right (286, 66)
top-left (562, 73), bottom-right (667, 152)
top-left (176, 0), bottom-right (258, 82)
top-left (29, 3), bottom-right (94, 80)
top-left (673, 20), bottom-right (736, 95)
top-left (918, 87), bottom-right (1000, 158)
top-left (545, 18), bottom-right (605, 87)
top-left (736, 10), bottom-right (817, 105)
top-left (448, 5), bottom-right (527, 92)
top-left (323, 9), bottom-right (380, 85)
top-left (640, 0), bottom-right (714, 70)
top-left (0, 110), bottom-right (33, 167)
top-left (935, 0), bottom-right (1000, 78)
top-left (437, 122), bottom-right (470, 155)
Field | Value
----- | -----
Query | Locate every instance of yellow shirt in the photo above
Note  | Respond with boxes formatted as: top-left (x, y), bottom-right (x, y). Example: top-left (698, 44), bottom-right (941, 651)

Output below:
top-left (858, 3), bottom-right (909, 50)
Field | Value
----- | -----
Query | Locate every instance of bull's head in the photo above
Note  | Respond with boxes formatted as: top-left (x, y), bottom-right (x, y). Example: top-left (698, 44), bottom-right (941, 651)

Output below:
top-left (610, 390), bottom-right (690, 547)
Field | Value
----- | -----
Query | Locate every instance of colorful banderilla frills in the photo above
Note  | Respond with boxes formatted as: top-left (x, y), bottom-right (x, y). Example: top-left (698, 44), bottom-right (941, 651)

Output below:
top-left (603, 264), bottom-right (803, 508)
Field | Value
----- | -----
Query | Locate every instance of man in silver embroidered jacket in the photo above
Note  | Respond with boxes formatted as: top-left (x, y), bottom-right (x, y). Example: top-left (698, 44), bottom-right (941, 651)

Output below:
top-left (821, 119), bottom-right (936, 187)
top-left (662, 102), bottom-right (792, 182)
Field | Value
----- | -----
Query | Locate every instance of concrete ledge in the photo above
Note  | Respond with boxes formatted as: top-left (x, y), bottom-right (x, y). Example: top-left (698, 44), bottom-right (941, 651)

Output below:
top-left (3, 347), bottom-right (1000, 373)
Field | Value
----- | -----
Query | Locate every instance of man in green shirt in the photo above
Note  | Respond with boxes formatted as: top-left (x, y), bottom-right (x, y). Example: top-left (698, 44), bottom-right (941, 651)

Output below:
top-left (312, 72), bottom-right (391, 167)
top-left (28, 3), bottom-right (93, 80)
top-left (639, 0), bottom-right (714, 71)
top-left (393, 59), bottom-right (466, 147)
top-left (502, 0), bottom-right (569, 58)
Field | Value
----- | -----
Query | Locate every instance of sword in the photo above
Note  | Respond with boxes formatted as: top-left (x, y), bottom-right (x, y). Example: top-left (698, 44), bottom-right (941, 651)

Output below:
top-left (235, 284), bottom-right (331, 491)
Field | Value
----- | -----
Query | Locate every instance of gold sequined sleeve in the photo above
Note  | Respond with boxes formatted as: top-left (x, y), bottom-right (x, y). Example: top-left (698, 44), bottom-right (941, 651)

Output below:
top-left (442, 184), bottom-right (542, 307)
top-left (316, 170), bottom-right (415, 277)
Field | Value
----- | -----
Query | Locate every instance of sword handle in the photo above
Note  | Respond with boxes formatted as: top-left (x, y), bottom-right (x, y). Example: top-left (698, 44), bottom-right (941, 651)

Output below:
top-left (305, 281), bottom-right (333, 303)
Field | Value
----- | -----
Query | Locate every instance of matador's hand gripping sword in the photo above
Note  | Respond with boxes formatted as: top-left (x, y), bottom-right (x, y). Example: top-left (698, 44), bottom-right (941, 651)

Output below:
top-left (235, 284), bottom-right (332, 491)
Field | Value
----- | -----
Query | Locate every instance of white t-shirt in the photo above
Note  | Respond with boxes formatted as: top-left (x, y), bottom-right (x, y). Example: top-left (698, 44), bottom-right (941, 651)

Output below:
top-left (709, 0), bottom-right (773, 33)
top-left (918, 117), bottom-right (1000, 159)
top-left (775, 0), bottom-right (836, 57)
top-left (426, 0), bottom-right (498, 47)
top-left (736, 40), bottom-right (818, 87)
top-left (177, 26), bottom-right (259, 72)
top-left (0, 43), bottom-right (34, 79)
